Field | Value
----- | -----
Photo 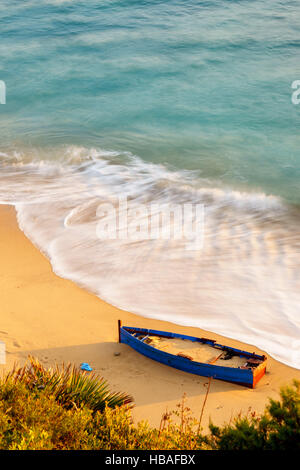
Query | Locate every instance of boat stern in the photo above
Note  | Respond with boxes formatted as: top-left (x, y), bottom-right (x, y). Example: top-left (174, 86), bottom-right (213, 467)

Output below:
top-left (252, 358), bottom-right (267, 388)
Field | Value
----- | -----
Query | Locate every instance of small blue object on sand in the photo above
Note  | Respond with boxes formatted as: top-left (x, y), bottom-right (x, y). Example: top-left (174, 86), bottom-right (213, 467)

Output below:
top-left (80, 362), bottom-right (92, 372)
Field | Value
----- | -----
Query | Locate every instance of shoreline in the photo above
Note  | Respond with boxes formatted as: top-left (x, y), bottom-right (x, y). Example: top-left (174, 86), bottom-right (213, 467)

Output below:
top-left (1, 203), bottom-right (299, 430)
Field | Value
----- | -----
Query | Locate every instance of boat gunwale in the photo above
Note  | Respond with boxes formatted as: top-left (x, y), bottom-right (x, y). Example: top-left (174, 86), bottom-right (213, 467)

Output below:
top-left (121, 326), bottom-right (267, 370)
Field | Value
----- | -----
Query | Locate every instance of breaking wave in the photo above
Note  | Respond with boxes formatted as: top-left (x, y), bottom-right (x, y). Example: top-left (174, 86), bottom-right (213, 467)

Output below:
top-left (1, 145), bottom-right (300, 369)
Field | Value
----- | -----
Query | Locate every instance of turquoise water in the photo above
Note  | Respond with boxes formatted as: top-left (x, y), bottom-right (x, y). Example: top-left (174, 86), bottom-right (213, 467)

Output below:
top-left (1, 1), bottom-right (300, 368)
top-left (1, 0), bottom-right (300, 201)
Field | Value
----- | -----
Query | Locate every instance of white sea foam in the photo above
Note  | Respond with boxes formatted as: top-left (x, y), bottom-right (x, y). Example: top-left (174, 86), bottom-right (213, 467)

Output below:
top-left (1, 145), bottom-right (299, 369)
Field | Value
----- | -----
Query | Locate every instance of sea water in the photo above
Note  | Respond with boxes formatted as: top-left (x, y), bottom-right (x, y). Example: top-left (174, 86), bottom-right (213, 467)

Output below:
top-left (0, 0), bottom-right (300, 368)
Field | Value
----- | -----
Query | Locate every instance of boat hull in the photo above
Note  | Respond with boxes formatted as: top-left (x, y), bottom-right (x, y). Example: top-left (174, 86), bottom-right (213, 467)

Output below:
top-left (119, 326), bottom-right (267, 388)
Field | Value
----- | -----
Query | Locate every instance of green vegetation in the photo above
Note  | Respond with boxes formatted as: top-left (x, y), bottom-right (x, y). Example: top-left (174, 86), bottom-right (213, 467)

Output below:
top-left (0, 358), bottom-right (299, 450)
top-left (5, 356), bottom-right (133, 413)
top-left (209, 379), bottom-right (300, 450)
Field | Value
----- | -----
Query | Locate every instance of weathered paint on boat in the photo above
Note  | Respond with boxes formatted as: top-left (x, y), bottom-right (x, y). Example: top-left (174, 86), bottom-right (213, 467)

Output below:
top-left (119, 323), bottom-right (267, 388)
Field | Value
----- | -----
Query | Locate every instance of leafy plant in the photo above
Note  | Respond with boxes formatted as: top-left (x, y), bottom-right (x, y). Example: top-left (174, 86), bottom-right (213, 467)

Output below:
top-left (4, 356), bottom-right (133, 412)
top-left (1, 358), bottom-right (299, 450)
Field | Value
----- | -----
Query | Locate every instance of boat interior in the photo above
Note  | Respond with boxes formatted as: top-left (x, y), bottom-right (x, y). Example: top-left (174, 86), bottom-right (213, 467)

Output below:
top-left (132, 331), bottom-right (265, 370)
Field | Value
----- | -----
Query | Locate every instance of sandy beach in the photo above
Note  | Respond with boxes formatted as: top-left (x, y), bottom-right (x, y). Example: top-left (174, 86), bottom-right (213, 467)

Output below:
top-left (1, 203), bottom-right (299, 432)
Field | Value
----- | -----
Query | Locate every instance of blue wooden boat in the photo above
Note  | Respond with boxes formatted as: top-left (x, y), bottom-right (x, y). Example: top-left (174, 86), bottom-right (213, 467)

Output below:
top-left (118, 322), bottom-right (267, 388)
